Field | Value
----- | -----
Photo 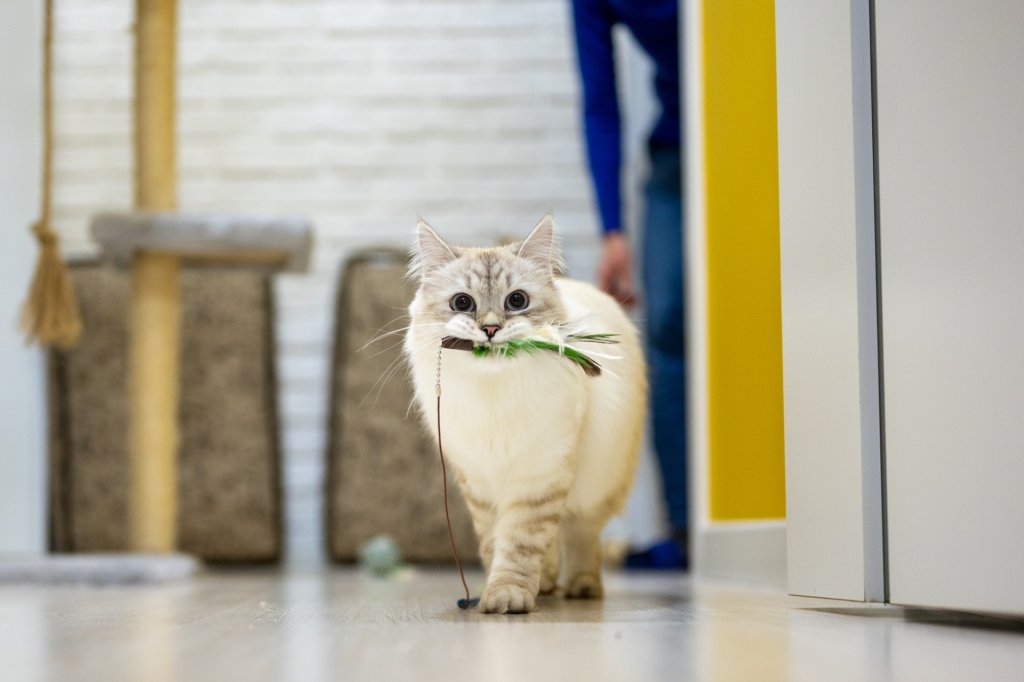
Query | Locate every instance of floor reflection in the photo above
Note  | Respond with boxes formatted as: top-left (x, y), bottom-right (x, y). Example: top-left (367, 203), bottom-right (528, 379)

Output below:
top-left (0, 568), bottom-right (1022, 681)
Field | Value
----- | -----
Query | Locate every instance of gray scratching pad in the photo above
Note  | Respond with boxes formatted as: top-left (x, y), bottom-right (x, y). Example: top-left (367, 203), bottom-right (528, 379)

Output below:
top-left (177, 271), bottom-right (282, 560)
top-left (326, 249), bottom-right (478, 563)
top-left (91, 211), bottom-right (312, 273)
top-left (0, 553), bottom-right (198, 585)
top-left (49, 267), bottom-right (129, 552)
top-left (49, 264), bottom-right (282, 562)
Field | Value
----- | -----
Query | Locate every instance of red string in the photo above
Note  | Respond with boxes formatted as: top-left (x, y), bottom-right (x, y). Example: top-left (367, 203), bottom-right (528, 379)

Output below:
top-left (436, 393), bottom-right (473, 608)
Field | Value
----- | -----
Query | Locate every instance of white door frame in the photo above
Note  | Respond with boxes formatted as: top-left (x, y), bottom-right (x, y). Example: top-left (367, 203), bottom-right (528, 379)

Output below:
top-left (775, 0), bottom-right (886, 602)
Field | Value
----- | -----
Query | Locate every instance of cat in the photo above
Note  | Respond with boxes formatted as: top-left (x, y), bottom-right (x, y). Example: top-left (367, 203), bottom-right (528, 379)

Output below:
top-left (404, 214), bottom-right (647, 614)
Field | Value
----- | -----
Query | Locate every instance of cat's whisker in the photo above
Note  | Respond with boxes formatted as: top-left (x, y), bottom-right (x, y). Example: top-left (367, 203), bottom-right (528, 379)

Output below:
top-left (361, 337), bottom-right (410, 360)
top-left (357, 313), bottom-right (414, 349)
top-left (361, 332), bottom-right (440, 407)
top-left (359, 322), bottom-right (446, 358)
top-left (361, 352), bottom-right (412, 407)
top-left (361, 365), bottom-right (404, 408)
top-left (358, 321), bottom-right (445, 353)
top-left (361, 341), bottom-right (420, 406)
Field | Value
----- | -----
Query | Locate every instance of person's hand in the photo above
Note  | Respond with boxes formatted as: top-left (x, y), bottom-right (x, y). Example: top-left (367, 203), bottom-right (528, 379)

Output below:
top-left (597, 232), bottom-right (636, 308)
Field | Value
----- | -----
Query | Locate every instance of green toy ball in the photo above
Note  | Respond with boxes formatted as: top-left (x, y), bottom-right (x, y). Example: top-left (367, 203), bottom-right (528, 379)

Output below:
top-left (358, 534), bottom-right (402, 576)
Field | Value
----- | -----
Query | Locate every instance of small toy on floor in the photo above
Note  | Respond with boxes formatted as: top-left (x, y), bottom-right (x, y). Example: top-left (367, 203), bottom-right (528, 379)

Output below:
top-left (358, 534), bottom-right (403, 576)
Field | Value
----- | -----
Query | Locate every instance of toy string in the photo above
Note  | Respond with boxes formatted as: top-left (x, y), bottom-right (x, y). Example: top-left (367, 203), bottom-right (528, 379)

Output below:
top-left (433, 331), bottom-right (614, 609)
top-left (435, 343), bottom-right (478, 610)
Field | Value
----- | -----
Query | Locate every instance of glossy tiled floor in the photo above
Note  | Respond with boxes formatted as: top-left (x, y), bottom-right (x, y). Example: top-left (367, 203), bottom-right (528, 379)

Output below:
top-left (2, 567), bottom-right (1022, 681)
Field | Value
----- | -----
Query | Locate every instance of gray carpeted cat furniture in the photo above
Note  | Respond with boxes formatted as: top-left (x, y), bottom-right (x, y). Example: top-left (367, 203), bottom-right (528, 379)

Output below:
top-left (326, 249), bottom-right (478, 563)
top-left (48, 263), bottom-right (284, 562)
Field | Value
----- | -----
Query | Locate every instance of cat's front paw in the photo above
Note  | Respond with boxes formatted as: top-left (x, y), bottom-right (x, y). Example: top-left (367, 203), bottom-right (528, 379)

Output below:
top-left (564, 572), bottom-right (603, 599)
top-left (479, 580), bottom-right (536, 614)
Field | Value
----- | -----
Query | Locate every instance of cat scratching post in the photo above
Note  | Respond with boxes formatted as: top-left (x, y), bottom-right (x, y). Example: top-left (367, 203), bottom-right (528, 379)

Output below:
top-left (105, 0), bottom-right (311, 553)
top-left (131, 0), bottom-right (179, 553)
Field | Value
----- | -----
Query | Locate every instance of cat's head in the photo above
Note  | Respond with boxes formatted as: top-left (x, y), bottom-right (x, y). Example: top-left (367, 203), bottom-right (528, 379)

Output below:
top-left (409, 214), bottom-right (566, 346)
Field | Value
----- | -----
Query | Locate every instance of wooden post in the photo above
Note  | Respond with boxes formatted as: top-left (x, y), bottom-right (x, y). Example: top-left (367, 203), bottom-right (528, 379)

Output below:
top-left (129, 253), bottom-right (180, 551)
top-left (134, 0), bottom-right (176, 212)
top-left (130, 0), bottom-right (180, 552)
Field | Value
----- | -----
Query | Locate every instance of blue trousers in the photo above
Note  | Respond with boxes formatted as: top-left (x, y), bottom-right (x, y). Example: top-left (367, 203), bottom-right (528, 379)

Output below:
top-left (640, 146), bottom-right (688, 533)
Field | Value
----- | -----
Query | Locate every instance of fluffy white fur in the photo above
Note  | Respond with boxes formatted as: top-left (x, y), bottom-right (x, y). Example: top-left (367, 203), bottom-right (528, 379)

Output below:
top-left (405, 215), bottom-right (646, 614)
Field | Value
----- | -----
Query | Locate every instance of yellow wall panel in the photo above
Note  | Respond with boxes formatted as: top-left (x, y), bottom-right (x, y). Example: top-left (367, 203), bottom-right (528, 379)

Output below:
top-left (703, 0), bottom-right (786, 520)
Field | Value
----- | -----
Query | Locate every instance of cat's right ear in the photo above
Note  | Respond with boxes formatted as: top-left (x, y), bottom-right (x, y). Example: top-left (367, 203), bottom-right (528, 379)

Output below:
top-left (412, 219), bottom-right (457, 279)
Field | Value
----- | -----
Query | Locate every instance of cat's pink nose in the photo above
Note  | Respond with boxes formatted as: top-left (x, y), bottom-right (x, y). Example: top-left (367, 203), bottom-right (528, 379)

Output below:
top-left (481, 324), bottom-right (501, 339)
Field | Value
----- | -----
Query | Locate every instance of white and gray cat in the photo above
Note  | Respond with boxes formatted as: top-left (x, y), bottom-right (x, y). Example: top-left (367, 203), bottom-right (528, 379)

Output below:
top-left (405, 214), bottom-right (646, 614)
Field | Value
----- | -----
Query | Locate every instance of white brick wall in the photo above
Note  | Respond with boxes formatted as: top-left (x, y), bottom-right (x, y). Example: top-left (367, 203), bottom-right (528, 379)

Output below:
top-left (52, 0), bottom-right (664, 562)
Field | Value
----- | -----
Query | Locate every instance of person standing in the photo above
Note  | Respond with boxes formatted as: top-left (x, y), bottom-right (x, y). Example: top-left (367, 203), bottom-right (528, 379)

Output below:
top-left (570, 0), bottom-right (687, 567)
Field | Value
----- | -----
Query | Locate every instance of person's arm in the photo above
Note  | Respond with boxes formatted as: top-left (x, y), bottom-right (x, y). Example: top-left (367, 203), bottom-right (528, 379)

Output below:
top-left (571, 0), bottom-right (635, 305)
top-left (571, 0), bottom-right (622, 235)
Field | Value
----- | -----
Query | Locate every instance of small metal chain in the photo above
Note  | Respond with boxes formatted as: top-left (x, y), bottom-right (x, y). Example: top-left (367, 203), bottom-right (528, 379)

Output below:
top-left (435, 343), bottom-right (443, 397)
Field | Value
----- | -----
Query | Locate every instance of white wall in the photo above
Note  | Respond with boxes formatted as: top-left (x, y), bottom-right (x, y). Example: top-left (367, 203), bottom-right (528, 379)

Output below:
top-left (876, 0), bottom-right (1024, 616)
top-left (0, 0), bottom-right (49, 554)
top-left (49, 0), bottom-right (664, 561)
top-left (775, 0), bottom-right (883, 601)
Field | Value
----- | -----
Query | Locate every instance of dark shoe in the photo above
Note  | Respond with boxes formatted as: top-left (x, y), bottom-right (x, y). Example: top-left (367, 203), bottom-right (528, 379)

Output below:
top-left (623, 538), bottom-right (688, 571)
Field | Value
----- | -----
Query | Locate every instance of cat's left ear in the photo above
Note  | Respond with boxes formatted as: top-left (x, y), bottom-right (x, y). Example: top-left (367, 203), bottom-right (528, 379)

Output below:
top-left (517, 212), bottom-right (565, 277)
top-left (413, 218), bottom-right (457, 279)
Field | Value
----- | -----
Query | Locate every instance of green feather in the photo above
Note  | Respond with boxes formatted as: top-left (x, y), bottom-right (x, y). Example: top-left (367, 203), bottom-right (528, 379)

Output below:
top-left (567, 332), bottom-right (618, 343)
top-left (464, 334), bottom-right (618, 377)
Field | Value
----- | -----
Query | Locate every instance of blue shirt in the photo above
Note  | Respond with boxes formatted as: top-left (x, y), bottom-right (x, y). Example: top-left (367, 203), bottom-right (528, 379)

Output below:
top-left (571, 0), bottom-right (680, 234)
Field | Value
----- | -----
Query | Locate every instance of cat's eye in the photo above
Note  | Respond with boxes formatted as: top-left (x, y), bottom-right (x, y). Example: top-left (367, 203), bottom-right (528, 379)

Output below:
top-left (505, 290), bottom-right (529, 312)
top-left (450, 293), bottom-right (476, 313)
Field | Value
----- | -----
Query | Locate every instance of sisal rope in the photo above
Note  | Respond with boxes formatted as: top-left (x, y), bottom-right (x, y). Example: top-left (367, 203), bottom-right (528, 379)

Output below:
top-left (20, 0), bottom-right (83, 349)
